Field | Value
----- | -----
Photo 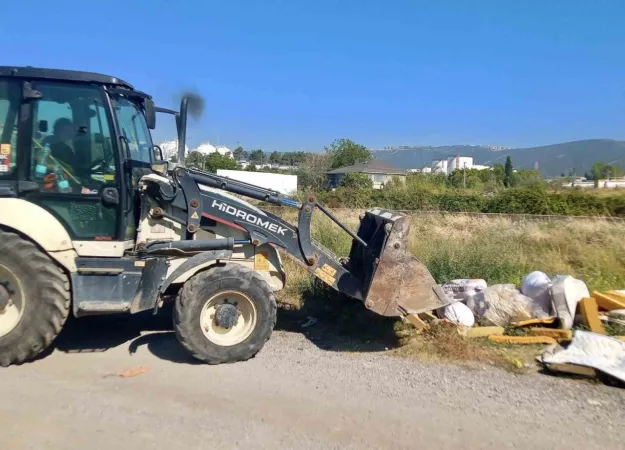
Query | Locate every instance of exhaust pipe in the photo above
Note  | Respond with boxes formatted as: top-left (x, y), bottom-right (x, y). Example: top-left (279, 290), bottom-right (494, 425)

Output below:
top-left (177, 96), bottom-right (189, 167)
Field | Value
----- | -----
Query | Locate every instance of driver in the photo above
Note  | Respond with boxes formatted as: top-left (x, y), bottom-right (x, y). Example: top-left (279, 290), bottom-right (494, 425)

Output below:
top-left (48, 118), bottom-right (77, 166)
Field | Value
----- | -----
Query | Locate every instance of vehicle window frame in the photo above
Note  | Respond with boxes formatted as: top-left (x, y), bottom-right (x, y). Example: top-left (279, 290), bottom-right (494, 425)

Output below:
top-left (21, 81), bottom-right (124, 241)
top-left (0, 79), bottom-right (21, 180)
top-left (109, 94), bottom-right (154, 165)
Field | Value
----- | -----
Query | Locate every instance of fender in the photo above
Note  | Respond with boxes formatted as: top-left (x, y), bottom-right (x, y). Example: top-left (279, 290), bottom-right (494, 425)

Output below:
top-left (0, 198), bottom-right (77, 272)
top-left (155, 249), bottom-right (233, 313)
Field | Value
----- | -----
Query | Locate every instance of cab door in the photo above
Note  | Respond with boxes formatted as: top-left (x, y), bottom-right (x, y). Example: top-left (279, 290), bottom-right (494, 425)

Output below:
top-left (21, 81), bottom-right (126, 255)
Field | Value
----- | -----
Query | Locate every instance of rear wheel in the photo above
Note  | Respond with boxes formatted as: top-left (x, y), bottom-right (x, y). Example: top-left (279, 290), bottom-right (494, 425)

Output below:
top-left (174, 264), bottom-right (277, 364)
top-left (0, 231), bottom-right (70, 366)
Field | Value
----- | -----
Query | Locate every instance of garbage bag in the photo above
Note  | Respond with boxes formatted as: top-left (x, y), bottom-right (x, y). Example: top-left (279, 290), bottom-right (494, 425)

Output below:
top-left (466, 284), bottom-right (537, 326)
top-left (550, 275), bottom-right (590, 330)
top-left (436, 301), bottom-right (475, 327)
top-left (442, 279), bottom-right (487, 302)
top-left (521, 271), bottom-right (553, 316)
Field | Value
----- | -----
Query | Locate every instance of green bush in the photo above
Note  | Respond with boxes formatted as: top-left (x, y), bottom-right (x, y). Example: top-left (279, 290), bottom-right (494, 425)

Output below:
top-left (313, 184), bottom-right (625, 217)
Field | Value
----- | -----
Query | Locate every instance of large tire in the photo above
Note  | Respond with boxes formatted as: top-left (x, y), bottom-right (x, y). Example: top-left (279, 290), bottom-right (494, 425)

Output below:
top-left (0, 230), bottom-right (71, 367)
top-left (174, 264), bottom-right (277, 364)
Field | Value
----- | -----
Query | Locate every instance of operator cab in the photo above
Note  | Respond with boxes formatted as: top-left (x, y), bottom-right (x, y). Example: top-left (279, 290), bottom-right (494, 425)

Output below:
top-left (0, 66), bottom-right (160, 245)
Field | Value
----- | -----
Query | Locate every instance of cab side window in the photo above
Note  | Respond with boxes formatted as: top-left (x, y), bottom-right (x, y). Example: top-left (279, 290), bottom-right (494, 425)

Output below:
top-left (30, 82), bottom-right (116, 194)
top-left (27, 82), bottom-right (119, 240)
top-left (0, 80), bottom-right (20, 179)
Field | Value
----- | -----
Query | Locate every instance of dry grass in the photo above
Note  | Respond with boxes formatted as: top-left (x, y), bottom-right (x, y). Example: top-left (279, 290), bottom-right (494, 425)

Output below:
top-left (392, 321), bottom-right (542, 372)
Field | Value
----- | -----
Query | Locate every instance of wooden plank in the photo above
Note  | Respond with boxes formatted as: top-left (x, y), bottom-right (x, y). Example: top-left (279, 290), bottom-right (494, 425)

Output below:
top-left (404, 313), bottom-right (429, 330)
top-left (466, 326), bottom-right (504, 338)
top-left (544, 363), bottom-right (597, 377)
top-left (592, 292), bottom-right (625, 311)
top-left (511, 317), bottom-right (557, 327)
top-left (578, 297), bottom-right (606, 334)
top-left (489, 335), bottom-right (558, 345)
top-left (606, 291), bottom-right (625, 302)
top-left (529, 328), bottom-right (573, 341)
top-left (418, 311), bottom-right (438, 321)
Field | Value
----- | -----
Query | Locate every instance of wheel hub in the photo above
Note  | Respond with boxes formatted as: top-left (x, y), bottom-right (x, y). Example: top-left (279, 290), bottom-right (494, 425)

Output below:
top-left (199, 290), bottom-right (258, 347)
top-left (0, 265), bottom-right (24, 338)
top-left (214, 303), bottom-right (240, 329)
top-left (0, 281), bottom-right (12, 312)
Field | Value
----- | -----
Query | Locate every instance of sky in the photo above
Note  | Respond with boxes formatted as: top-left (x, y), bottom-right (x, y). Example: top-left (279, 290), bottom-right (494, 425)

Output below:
top-left (2, 0), bottom-right (624, 152)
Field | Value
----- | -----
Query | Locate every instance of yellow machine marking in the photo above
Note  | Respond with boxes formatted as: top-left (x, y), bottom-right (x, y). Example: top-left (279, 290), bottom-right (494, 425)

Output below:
top-left (314, 267), bottom-right (335, 285)
top-left (0, 143), bottom-right (10, 155)
top-left (191, 211), bottom-right (200, 220)
top-left (320, 264), bottom-right (336, 277)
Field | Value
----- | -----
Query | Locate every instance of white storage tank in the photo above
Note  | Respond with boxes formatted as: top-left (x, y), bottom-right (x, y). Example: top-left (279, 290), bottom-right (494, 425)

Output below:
top-left (447, 156), bottom-right (473, 174)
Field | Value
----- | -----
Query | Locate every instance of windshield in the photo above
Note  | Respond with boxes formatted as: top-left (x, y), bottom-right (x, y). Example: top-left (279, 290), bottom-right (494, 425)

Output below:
top-left (111, 96), bottom-right (153, 163)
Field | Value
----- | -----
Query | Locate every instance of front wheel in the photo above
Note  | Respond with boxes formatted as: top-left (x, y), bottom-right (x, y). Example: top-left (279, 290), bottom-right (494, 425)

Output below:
top-left (173, 264), bottom-right (277, 364)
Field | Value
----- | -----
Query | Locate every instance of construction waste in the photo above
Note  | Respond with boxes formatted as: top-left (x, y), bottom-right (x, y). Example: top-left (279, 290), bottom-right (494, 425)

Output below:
top-left (423, 273), bottom-right (625, 387)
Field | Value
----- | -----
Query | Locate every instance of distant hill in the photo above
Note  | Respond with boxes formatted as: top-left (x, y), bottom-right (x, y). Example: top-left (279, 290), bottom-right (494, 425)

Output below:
top-left (372, 139), bottom-right (625, 177)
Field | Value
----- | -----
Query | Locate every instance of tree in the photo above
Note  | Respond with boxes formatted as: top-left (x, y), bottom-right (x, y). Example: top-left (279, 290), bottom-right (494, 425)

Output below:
top-left (504, 156), bottom-right (513, 188)
top-left (512, 169), bottom-right (544, 188)
top-left (339, 173), bottom-right (374, 189)
top-left (233, 146), bottom-right (246, 161)
top-left (185, 151), bottom-right (205, 169)
top-left (298, 152), bottom-right (330, 192)
top-left (448, 168), bottom-right (484, 189)
top-left (269, 151), bottom-right (282, 166)
top-left (246, 162), bottom-right (257, 172)
top-left (592, 162), bottom-right (624, 182)
top-left (325, 138), bottom-right (371, 170)
top-left (249, 149), bottom-right (265, 165)
top-left (203, 153), bottom-right (238, 173)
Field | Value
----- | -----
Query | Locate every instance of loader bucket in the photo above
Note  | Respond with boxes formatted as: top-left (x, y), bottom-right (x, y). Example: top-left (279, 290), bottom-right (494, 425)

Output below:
top-left (347, 209), bottom-right (452, 317)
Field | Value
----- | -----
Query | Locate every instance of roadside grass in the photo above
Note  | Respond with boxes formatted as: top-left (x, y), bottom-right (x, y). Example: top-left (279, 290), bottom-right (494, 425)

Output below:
top-left (275, 211), bottom-right (625, 369)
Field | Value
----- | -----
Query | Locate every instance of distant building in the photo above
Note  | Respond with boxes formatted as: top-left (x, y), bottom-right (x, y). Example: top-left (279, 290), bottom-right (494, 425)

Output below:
top-left (195, 142), bottom-right (234, 158)
top-left (447, 156), bottom-right (474, 173)
top-left (432, 159), bottom-right (448, 174)
top-left (431, 156), bottom-right (490, 175)
top-left (158, 140), bottom-right (189, 160)
top-left (407, 167), bottom-right (432, 173)
top-left (327, 160), bottom-right (406, 189)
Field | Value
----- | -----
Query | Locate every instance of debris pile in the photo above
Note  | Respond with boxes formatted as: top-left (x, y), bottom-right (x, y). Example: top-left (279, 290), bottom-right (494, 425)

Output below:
top-left (407, 273), bottom-right (625, 386)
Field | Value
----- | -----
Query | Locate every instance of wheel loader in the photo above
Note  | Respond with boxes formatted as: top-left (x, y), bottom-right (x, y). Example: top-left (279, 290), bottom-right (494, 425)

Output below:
top-left (0, 66), bottom-right (452, 366)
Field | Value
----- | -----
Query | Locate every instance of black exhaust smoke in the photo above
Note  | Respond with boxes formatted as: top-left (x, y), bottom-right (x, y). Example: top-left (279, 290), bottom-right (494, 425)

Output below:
top-left (175, 90), bottom-right (206, 166)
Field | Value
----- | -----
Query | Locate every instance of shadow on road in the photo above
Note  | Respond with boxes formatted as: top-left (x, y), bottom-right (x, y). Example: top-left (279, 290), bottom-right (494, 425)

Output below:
top-left (51, 286), bottom-right (404, 364)
top-left (52, 305), bottom-right (199, 364)
top-left (275, 281), bottom-right (403, 353)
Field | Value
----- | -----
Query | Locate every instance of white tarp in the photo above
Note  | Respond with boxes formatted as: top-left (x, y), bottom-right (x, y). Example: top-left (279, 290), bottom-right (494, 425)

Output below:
top-left (541, 331), bottom-right (625, 384)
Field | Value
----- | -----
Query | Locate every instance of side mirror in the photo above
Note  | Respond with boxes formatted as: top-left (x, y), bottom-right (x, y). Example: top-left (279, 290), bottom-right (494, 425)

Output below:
top-left (153, 145), bottom-right (164, 161)
top-left (38, 120), bottom-right (48, 133)
top-left (151, 161), bottom-right (168, 176)
top-left (145, 98), bottom-right (156, 130)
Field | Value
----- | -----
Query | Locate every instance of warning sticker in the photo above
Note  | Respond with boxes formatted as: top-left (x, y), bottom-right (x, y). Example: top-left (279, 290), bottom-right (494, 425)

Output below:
top-left (191, 211), bottom-right (199, 220)
top-left (0, 143), bottom-right (10, 156)
top-left (255, 252), bottom-right (270, 271)
top-left (320, 264), bottom-right (337, 277)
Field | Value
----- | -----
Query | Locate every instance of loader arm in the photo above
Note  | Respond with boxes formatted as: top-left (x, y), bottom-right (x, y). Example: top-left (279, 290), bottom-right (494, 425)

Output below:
top-left (141, 167), bottom-right (451, 317)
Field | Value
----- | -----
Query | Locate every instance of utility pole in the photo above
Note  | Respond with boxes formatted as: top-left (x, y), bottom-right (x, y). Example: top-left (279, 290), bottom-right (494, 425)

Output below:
top-left (463, 162), bottom-right (467, 189)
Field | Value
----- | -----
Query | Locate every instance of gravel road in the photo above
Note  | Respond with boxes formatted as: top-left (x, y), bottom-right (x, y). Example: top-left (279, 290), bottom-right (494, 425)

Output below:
top-left (1, 313), bottom-right (624, 450)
